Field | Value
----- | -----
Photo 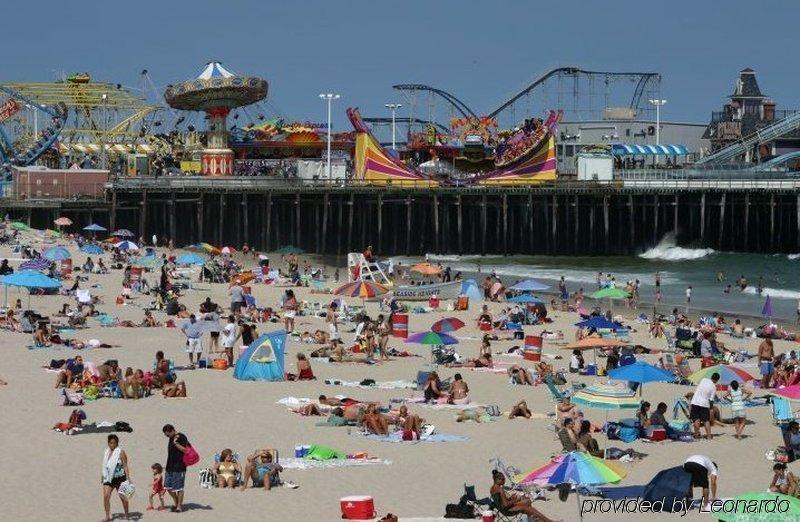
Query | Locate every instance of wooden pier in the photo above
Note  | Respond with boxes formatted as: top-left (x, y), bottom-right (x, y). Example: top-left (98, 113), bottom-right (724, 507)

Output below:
top-left (4, 177), bottom-right (800, 255)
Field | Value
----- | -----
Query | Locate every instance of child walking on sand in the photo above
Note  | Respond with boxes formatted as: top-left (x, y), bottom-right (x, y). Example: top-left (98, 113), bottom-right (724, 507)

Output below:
top-left (722, 380), bottom-right (752, 439)
top-left (147, 463), bottom-right (166, 511)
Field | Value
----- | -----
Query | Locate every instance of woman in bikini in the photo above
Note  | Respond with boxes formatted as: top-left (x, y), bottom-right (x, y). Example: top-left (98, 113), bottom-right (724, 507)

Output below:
top-left (449, 373), bottom-right (470, 404)
top-left (490, 471), bottom-right (559, 522)
top-left (423, 372), bottom-right (446, 402)
top-left (376, 315), bottom-right (391, 360)
top-left (361, 403), bottom-right (390, 435)
top-left (162, 374), bottom-right (187, 397)
top-left (214, 449), bottom-right (240, 488)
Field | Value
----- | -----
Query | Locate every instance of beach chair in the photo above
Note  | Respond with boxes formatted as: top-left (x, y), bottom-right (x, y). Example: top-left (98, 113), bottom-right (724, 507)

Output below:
top-left (664, 330), bottom-right (677, 352)
top-left (544, 375), bottom-right (570, 401)
top-left (663, 354), bottom-right (692, 384)
top-left (615, 327), bottom-right (631, 342)
top-left (459, 483), bottom-right (492, 514)
top-left (772, 397), bottom-right (795, 425)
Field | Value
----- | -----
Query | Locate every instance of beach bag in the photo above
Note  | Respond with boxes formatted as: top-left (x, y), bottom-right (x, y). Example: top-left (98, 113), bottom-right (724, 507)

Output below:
top-left (182, 445), bottom-right (200, 467)
top-left (444, 503), bottom-right (475, 518)
top-left (669, 420), bottom-right (690, 433)
top-left (604, 422), bottom-right (621, 440)
top-left (485, 405), bottom-right (501, 417)
top-left (118, 480), bottom-right (135, 499)
top-left (61, 388), bottom-right (84, 406)
top-left (198, 468), bottom-right (216, 489)
top-left (83, 385), bottom-right (100, 401)
top-left (618, 426), bottom-right (638, 443)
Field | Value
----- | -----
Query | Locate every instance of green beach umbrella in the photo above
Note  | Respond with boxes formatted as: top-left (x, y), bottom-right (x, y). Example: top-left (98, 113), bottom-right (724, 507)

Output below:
top-left (714, 491), bottom-right (800, 521)
top-left (589, 287), bottom-right (630, 300)
top-left (10, 221), bottom-right (31, 231)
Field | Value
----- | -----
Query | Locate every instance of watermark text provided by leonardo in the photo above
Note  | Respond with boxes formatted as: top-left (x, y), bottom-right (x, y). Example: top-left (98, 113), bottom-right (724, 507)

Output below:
top-left (580, 496), bottom-right (793, 518)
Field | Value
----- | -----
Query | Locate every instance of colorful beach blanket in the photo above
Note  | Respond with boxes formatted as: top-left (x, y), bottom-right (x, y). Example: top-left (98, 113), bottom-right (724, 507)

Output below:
top-left (353, 431), bottom-right (469, 443)
top-left (324, 378), bottom-right (417, 390)
top-left (281, 457), bottom-right (391, 469)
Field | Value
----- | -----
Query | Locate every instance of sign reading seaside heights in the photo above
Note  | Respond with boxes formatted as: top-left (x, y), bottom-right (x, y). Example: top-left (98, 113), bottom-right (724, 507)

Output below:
top-left (0, 98), bottom-right (20, 122)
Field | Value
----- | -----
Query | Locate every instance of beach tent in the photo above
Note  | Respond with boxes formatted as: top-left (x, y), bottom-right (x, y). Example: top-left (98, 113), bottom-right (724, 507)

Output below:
top-left (460, 279), bottom-right (482, 301)
top-left (233, 330), bottom-right (287, 382)
top-left (597, 466), bottom-right (690, 512)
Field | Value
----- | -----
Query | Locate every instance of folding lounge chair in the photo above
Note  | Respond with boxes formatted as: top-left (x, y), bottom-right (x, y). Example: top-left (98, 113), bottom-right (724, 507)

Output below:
top-left (460, 483), bottom-right (492, 514)
top-left (544, 375), bottom-right (570, 401)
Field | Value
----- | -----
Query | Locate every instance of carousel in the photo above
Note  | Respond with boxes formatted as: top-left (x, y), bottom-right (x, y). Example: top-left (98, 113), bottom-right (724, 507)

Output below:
top-left (164, 62), bottom-right (267, 175)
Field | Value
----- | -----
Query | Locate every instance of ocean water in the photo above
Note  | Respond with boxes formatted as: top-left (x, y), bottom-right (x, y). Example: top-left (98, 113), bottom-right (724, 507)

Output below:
top-left (393, 234), bottom-right (800, 322)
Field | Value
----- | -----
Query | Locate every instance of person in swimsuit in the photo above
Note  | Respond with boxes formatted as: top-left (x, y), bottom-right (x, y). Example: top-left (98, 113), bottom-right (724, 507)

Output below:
top-left (282, 290), bottom-right (297, 333)
top-left (376, 315), bottom-right (391, 360)
top-left (508, 400), bottom-right (532, 419)
top-left (295, 353), bottom-right (315, 380)
top-left (240, 450), bottom-right (284, 491)
top-left (361, 403), bottom-right (390, 435)
top-left (396, 405), bottom-right (424, 440)
top-left (162, 374), bottom-right (187, 397)
top-left (490, 471), bottom-right (560, 522)
top-left (456, 407), bottom-right (492, 423)
top-left (147, 463), bottom-right (166, 511)
top-left (508, 365), bottom-right (534, 385)
top-left (770, 463), bottom-right (798, 495)
top-left (449, 373), bottom-right (470, 403)
top-left (215, 449), bottom-right (240, 488)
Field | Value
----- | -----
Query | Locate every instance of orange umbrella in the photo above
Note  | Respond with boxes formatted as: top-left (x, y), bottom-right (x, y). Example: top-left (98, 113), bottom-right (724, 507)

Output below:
top-left (564, 336), bottom-right (629, 350)
top-left (410, 262), bottom-right (441, 276)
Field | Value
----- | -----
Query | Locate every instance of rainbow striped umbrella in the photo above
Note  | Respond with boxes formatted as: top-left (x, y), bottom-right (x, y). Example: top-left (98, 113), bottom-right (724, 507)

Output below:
top-left (767, 385), bottom-right (800, 402)
top-left (687, 364), bottom-right (754, 386)
top-left (571, 381), bottom-right (641, 410)
top-left (333, 281), bottom-right (388, 299)
top-left (514, 452), bottom-right (626, 521)
top-left (405, 331), bottom-right (459, 346)
top-left (431, 317), bottom-right (465, 333)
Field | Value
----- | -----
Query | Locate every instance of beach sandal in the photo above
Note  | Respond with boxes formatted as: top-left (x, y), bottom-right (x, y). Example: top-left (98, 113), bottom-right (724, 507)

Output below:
top-left (283, 481), bottom-right (299, 489)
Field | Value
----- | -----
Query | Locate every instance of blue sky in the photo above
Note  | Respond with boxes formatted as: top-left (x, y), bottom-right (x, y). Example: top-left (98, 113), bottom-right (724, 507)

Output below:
top-left (3, 0), bottom-right (798, 129)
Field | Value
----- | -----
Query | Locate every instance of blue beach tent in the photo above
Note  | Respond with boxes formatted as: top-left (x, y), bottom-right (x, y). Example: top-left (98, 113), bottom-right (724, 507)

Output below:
top-left (233, 330), bottom-right (286, 381)
top-left (461, 279), bottom-right (482, 301)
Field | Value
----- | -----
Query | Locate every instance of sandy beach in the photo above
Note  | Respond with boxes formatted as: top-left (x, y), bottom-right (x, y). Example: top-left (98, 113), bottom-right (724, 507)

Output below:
top-left (2, 237), bottom-right (798, 522)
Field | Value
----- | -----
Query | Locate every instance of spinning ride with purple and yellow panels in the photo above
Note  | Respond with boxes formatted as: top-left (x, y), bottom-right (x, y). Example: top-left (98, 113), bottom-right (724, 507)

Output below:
top-left (164, 62), bottom-right (267, 176)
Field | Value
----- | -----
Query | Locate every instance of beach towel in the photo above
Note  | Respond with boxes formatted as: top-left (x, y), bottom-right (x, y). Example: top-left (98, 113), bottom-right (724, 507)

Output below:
top-left (324, 378), bottom-right (417, 390)
top-left (281, 457), bottom-right (391, 470)
top-left (354, 431), bottom-right (468, 443)
top-left (102, 447), bottom-right (121, 483)
top-left (303, 445), bottom-right (345, 461)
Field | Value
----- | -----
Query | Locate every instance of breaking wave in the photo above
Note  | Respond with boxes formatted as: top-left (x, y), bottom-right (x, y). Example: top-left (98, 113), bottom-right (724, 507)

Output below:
top-left (639, 233), bottom-right (714, 261)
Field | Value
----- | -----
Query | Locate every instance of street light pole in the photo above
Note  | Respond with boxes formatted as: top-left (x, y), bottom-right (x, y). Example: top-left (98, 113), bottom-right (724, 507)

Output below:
top-left (384, 103), bottom-right (402, 150)
top-left (101, 93), bottom-right (108, 170)
top-left (319, 93), bottom-right (340, 179)
top-left (648, 99), bottom-right (667, 145)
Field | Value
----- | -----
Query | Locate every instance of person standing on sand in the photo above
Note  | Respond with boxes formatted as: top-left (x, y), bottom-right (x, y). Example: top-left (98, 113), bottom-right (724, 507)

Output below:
top-left (326, 301), bottom-right (339, 342)
top-left (690, 372), bottom-right (719, 440)
top-left (759, 338), bottom-right (775, 388)
top-left (180, 314), bottom-right (203, 368)
top-left (162, 424), bottom-right (190, 513)
top-left (102, 434), bottom-right (131, 522)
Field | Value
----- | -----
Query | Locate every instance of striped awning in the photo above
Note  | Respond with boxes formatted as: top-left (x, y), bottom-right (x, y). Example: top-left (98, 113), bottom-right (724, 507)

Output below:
top-left (58, 143), bottom-right (154, 154)
top-left (611, 144), bottom-right (689, 156)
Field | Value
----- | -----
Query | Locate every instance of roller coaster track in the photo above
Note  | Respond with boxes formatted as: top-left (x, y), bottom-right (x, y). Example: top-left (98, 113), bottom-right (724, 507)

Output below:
top-left (362, 117), bottom-right (450, 134)
top-left (0, 85), bottom-right (67, 175)
top-left (392, 84), bottom-right (477, 118)
top-left (488, 67), bottom-right (661, 119)
top-left (696, 111), bottom-right (800, 165)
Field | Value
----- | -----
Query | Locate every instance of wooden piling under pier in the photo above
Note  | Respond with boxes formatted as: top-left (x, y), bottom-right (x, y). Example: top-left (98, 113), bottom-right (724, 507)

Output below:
top-left (5, 183), bottom-right (800, 256)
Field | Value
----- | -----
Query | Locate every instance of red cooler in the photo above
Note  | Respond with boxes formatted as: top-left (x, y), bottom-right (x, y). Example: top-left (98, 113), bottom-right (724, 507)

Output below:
top-left (340, 495), bottom-right (375, 520)
top-left (392, 313), bottom-right (408, 339)
top-left (60, 258), bottom-right (73, 279)
top-left (523, 335), bottom-right (543, 362)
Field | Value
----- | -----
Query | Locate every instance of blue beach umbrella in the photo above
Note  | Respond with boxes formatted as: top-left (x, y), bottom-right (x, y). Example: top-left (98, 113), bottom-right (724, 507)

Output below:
top-left (608, 360), bottom-right (675, 396)
top-left (115, 241), bottom-right (139, 251)
top-left (19, 257), bottom-right (51, 271)
top-left (176, 253), bottom-right (207, 265)
top-left (42, 246), bottom-right (71, 261)
top-left (507, 294), bottom-right (545, 304)
top-left (83, 223), bottom-right (107, 232)
top-left (575, 317), bottom-right (622, 330)
top-left (1, 270), bottom-right (61, 309)
top-left (510, 279), bottom-right (550, 292)
top-left (80, 244), bottom-right (104, 255)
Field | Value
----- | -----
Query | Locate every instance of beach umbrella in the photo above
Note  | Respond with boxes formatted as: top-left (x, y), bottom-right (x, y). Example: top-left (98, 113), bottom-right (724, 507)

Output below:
top-left (715, 491), bottom-right (800, 521)
top-left (510, 279), bottom-right (550, 291)
top-left (507, 294), bottom-right (545, 304)
top-left (53, 217), bottom-right (72, 227)
top-left (10, 221), bottom-right (31, 231)
top-left (410, 262), bottom-right (441, 276)
top-left (762, 294), bottom-right (773, 319)
top-left (220, 246), bottom-right (236, 255)
top-left (42, 246), bottom-right (71, 261)
top-left (766, 385), bottom-right (800, 402)
top-left (575, 317), bottom-right (622, 330)
top-left (405, 331), bottom-right (459, 346)
top-left (111, 228), bottom-right (133, 237)
top-left (176, 253), bottom-right (206, 265)
top-left (43, 229), bottom-right (62, 238)
top-left (133, 255), bottom-right (164, 268)
top-left (1, 270), bottom-right (61, 309)
top-left (189, 242), bottom-right (221, 255)
top-left (275, 245), bottom-right (304, 254)
top-left (608, 360), bottom-right (675, 396)
top-left (571, 381), bottom-right (642, 410)
top-left (514, 451), bottom-right (626, 521)
top-left (589, 288), bottom-right (630, 299)
top-left (431, 317), bottom-right (466, 333)
top-left (333, 280), bottom-right (388, 299)
top-left (80, 244), bottom-right (104, 255)
top-left (687, 364), bottom-right (754, 386)
top-left (115, 240), bottom-right (139, 252)
top-left (84, 223), bottom-right (107, 232)
top-left (19, 258), bottom-right (51, 271)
